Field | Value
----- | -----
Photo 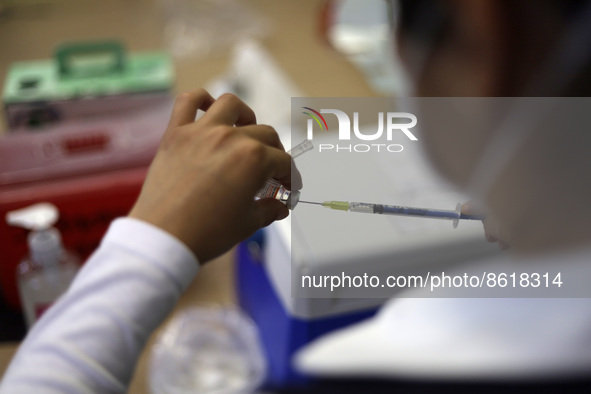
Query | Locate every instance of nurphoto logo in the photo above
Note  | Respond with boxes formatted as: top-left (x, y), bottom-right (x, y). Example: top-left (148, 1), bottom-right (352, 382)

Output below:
top-left (302, 107), bottom-right (418, 153)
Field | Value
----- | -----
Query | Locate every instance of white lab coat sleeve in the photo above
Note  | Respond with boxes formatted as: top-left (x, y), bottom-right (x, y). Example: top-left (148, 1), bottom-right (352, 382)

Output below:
top-left (0, 217), bottom-right (199, 394)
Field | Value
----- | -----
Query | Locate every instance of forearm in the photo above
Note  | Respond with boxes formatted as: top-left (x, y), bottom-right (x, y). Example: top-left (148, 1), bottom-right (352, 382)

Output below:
top-left (0, 218), bottom-right (199, 394)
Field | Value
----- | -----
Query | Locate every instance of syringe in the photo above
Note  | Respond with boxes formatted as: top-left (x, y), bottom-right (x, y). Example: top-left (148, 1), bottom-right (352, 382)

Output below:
top-left (300, 200), bottom-right (484, 228)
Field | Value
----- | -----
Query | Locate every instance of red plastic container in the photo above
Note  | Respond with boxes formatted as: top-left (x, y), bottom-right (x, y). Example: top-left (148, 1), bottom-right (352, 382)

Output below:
top-left (0, 98), bottom-right (172, 309)
top-left (0, 166), bottom-right (148, 309)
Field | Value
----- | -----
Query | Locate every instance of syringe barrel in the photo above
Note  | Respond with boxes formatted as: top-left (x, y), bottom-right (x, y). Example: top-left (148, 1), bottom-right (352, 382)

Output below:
top-left (348, 202), bottom-right (376, 214)
top-left (380, 204), bottom-right (459, 220)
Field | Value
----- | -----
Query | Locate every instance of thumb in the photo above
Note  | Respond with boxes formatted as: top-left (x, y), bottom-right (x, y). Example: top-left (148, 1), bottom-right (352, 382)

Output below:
top-left (253, 199), bottom-right (290, 229)
top-left (461, 200), bottom-right (489, 218)
top-left (461, 200), bottom-right (477, 215)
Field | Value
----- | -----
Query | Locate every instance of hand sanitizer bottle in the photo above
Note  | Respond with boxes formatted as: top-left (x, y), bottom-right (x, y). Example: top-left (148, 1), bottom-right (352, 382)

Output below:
top-left (6, 203), bottom-right (81, 329)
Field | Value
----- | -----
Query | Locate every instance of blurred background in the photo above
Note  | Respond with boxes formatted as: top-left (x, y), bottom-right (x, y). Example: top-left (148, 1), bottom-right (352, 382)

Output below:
top-left (0, 0), bottom-right (401, 392)
top-left (2, 1), bottom-right (591, 393)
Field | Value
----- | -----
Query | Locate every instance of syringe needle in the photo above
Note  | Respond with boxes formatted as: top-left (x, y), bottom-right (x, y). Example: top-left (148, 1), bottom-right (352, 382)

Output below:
top-left (299, 200), bottom-right (323, 206)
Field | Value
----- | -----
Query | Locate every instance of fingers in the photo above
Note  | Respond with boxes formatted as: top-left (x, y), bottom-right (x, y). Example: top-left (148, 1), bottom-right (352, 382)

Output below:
top-left (240, 125), bottom-right (285, 151)
top-left (203, 93), bottom-right (257, 126)
top-left (170, 89), bottom-right (300, 196)
top-left (462, 200), bottom-right (497, 242)
top-left (238, 125), bottom-right (302, 191)
top-left (462, 200), bottom-right (494, 239)
top-left (483, 217), bottom-right (500, 242)
top-left (168, 89), bottom-right (216, 128)
top-left (288, 158), bottom-right (303, 191)
top-left (260, 146), bottom-right (294, 189)
top-left (460, 201), bottom-right (473, 215)
top-left (497, 240), bottom-right (511, 250)
top-left (482, 215), bottom-right (511, 250)
top-left (252, 199), bottom-right (289, 229)
top-left (461, 200), bottom-right (484, 215)
top-left (169, 91), bottom-right (257, 129)
top-left (462, 200), bottom-right (510, 250)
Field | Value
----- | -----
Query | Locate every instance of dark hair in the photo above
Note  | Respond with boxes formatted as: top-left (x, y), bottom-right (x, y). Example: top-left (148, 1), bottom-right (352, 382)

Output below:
top-left (395, 0), bottom-right (591, 95)
top-left (397, 0), bottom-right (589, 41)
top-left (396, 0), bottom-right (449, 44)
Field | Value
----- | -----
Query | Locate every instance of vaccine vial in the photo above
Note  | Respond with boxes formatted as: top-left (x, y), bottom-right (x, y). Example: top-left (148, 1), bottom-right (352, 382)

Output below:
top-left (255, 140), bottom-right (312, 210)
top-left (256, 178), bottom-right (300, 210)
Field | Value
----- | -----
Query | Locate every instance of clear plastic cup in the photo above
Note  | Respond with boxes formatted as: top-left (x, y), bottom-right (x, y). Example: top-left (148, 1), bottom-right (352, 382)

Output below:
top-left (149, 306), bottom-right (266, 394)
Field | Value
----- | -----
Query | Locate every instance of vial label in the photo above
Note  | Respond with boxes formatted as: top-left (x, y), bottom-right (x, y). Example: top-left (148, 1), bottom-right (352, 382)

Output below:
top-left (254, 139), bottom-right (311, 210)
top-left (256, 179), bottom-right (282, 199)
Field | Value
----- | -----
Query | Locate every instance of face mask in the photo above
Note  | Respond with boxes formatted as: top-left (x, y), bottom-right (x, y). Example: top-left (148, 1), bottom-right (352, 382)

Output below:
top-left (396, 0), bottom-right (591, 211)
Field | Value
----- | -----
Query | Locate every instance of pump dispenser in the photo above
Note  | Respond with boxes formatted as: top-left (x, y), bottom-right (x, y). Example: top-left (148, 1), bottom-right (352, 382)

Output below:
top-left (6, 203), bottom-right (80, 328)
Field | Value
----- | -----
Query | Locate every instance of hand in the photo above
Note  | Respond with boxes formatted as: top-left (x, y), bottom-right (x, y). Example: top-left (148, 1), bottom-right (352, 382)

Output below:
top-left (129, 89), bottom-right (301, 263)
top-left (461, 201), bottom-right (510, 250)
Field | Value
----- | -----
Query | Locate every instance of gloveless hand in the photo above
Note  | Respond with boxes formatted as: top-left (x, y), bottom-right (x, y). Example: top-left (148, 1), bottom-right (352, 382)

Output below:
top-left (129, 89), bottom-right (301, 263)
top-left (461, 201), bottom-right (510, 250)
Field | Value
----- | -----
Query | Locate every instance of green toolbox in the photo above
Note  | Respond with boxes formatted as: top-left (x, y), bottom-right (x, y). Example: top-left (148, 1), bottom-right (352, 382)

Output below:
top-left (3, 40), bottom-right (174, 131)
